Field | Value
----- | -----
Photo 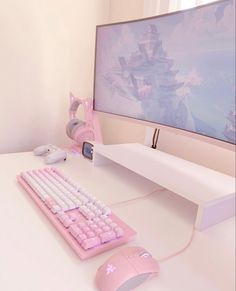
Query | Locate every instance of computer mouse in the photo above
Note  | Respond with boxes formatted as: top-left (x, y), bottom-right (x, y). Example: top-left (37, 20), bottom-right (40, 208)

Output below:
top-left (95, 246), bottom-right (160, 291)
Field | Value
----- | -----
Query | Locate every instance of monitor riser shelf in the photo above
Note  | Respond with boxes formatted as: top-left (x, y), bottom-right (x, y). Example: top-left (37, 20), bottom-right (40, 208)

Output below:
top-left (93, 143), bottom-right (235, 230)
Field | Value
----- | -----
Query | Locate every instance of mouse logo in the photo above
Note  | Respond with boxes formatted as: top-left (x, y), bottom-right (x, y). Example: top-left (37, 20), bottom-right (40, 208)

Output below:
top-left (106, 264), bottom-right (116, 275)
top-left (140, 252), bottom-right (151, 258)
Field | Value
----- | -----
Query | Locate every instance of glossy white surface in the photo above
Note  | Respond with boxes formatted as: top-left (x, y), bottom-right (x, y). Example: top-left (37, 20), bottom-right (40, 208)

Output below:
top-left (0, 152), bottom-right (235, 291)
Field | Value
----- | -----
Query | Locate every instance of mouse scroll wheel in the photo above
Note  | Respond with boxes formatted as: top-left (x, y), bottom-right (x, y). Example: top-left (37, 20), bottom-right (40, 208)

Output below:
top-left (139, 252), bottom-right (151, 258)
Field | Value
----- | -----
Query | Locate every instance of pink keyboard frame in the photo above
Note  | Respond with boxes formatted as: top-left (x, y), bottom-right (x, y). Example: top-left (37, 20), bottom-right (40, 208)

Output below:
top-left (17, 176), bottom-right (136, 260)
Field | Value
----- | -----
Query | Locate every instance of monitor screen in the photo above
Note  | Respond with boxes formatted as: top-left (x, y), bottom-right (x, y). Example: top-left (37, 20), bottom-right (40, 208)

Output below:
top-left (93, 0), bottom-right (235, 146)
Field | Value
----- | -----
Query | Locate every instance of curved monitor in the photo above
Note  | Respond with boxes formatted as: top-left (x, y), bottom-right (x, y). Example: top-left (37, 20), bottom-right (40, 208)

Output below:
top-left (93, 0), bottom-right (235, 149)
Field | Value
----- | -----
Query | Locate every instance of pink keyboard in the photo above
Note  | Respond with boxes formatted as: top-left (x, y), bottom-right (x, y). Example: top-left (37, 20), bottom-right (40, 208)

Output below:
top-left (17, 167), bottom-right (136, 260)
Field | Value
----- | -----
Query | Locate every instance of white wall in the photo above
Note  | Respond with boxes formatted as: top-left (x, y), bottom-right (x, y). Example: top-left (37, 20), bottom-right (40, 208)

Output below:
top-left (0, 0), bottom-right (109, 153)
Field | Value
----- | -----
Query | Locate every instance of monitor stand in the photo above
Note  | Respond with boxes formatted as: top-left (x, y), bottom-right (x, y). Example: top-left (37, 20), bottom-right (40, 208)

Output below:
top-left (93, 143), bottom-right (235, 231)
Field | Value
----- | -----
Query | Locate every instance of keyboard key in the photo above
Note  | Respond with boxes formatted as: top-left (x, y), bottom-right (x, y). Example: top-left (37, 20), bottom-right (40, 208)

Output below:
top-left (87, 231), bottom-right (96, 238)
top-left (105, 218), bottom-right (112, 224)
top-left (90, 223), bottom-right (98, 230)
top-left (94, 228), bottom-right (103, 235)
top-left (69, 225), bottom-right (82, 238)
top-left (98, 221), bottom-right (106, 228)
top-left (63, 217), bottom-right (73, 228)
top-left (51, 205), bottom-right (61, 214)
top-left (86, 211), bottom-right (96, 220)
top-left (57, 213), bottom-right (67, 223)
top-left (78, 222), bottom-right (86, 228)
top-left (114, 227), bottom-right (124, 238)
top-left (86, 220), bottom-right (93, 226)
top-left (110, 222), bottom-right (117, 229)
top-left (82, 226), bottom-right (90, 233)
top-left (76, 233), bottom-right (87, 244)
top-left (95, 209), bottom-right (102, 216)
top-left (102, 207), bottom-right (111, 215)
top-left (82, 237), bottom-right (101, 250)
top-left (69, 213), bottom-right (78, 222)
top-left (102, 226), bottom-right (111, 232)
top-left (100, 215), bottom-right (108, 220)
top-left (100, 231), bottom-right (116, 243)
top-left (45, 197), bottom-right (56, 209)
top-left (93, 217), bottom-right (101, 223)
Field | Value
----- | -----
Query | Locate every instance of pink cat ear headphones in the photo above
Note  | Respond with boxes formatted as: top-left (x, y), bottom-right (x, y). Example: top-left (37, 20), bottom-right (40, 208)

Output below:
top-left (66, 93), bottom-right (103, 148)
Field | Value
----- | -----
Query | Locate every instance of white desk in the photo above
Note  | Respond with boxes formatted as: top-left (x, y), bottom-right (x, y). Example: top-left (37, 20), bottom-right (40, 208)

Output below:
top-left (0, 152), bottom-right (235, 291)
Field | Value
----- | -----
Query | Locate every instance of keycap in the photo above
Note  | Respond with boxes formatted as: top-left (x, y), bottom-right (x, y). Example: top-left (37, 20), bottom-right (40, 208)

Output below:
top-left (63, 217), bottom-right (73, 228)
top-left (100, 231), bottom-right (116, 243)
top-left (69, 225), bottom-right (82, 238)
top-left (76, 233), bottom-right (87, 244)
top-left (82, 237), bottom-right (101, 250)
top-left (114, 227), bottom-right (124, 238)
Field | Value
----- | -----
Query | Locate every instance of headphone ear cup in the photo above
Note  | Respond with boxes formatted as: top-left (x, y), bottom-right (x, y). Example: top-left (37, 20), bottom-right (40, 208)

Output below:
top-left (66, 118), bottom-right (84, 139)
top-left (71, 120), bottom-right (86, 140)
top-left (73, 126), bottom-right (95, 146)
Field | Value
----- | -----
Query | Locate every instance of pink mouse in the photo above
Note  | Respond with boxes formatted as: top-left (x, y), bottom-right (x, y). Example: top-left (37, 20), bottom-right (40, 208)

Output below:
top-left (95, 246), bottom-right (160, 291)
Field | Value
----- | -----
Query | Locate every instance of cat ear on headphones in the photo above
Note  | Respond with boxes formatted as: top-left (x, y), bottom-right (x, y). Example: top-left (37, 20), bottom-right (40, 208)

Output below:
top-left (69, 92), bottom-right (76, 105)
top-left (69, 92), bottom-right (76, 119)
top-left (69, 93), bottom-right (82, 120)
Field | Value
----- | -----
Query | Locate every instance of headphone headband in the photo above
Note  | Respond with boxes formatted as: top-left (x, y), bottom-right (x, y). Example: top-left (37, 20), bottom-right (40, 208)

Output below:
top-left (69, 92), bottom-right (81, 119)
top-left (69, 93), bottom-right (93, 123)
top-left (69, 99), bottom-right (82, 119)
